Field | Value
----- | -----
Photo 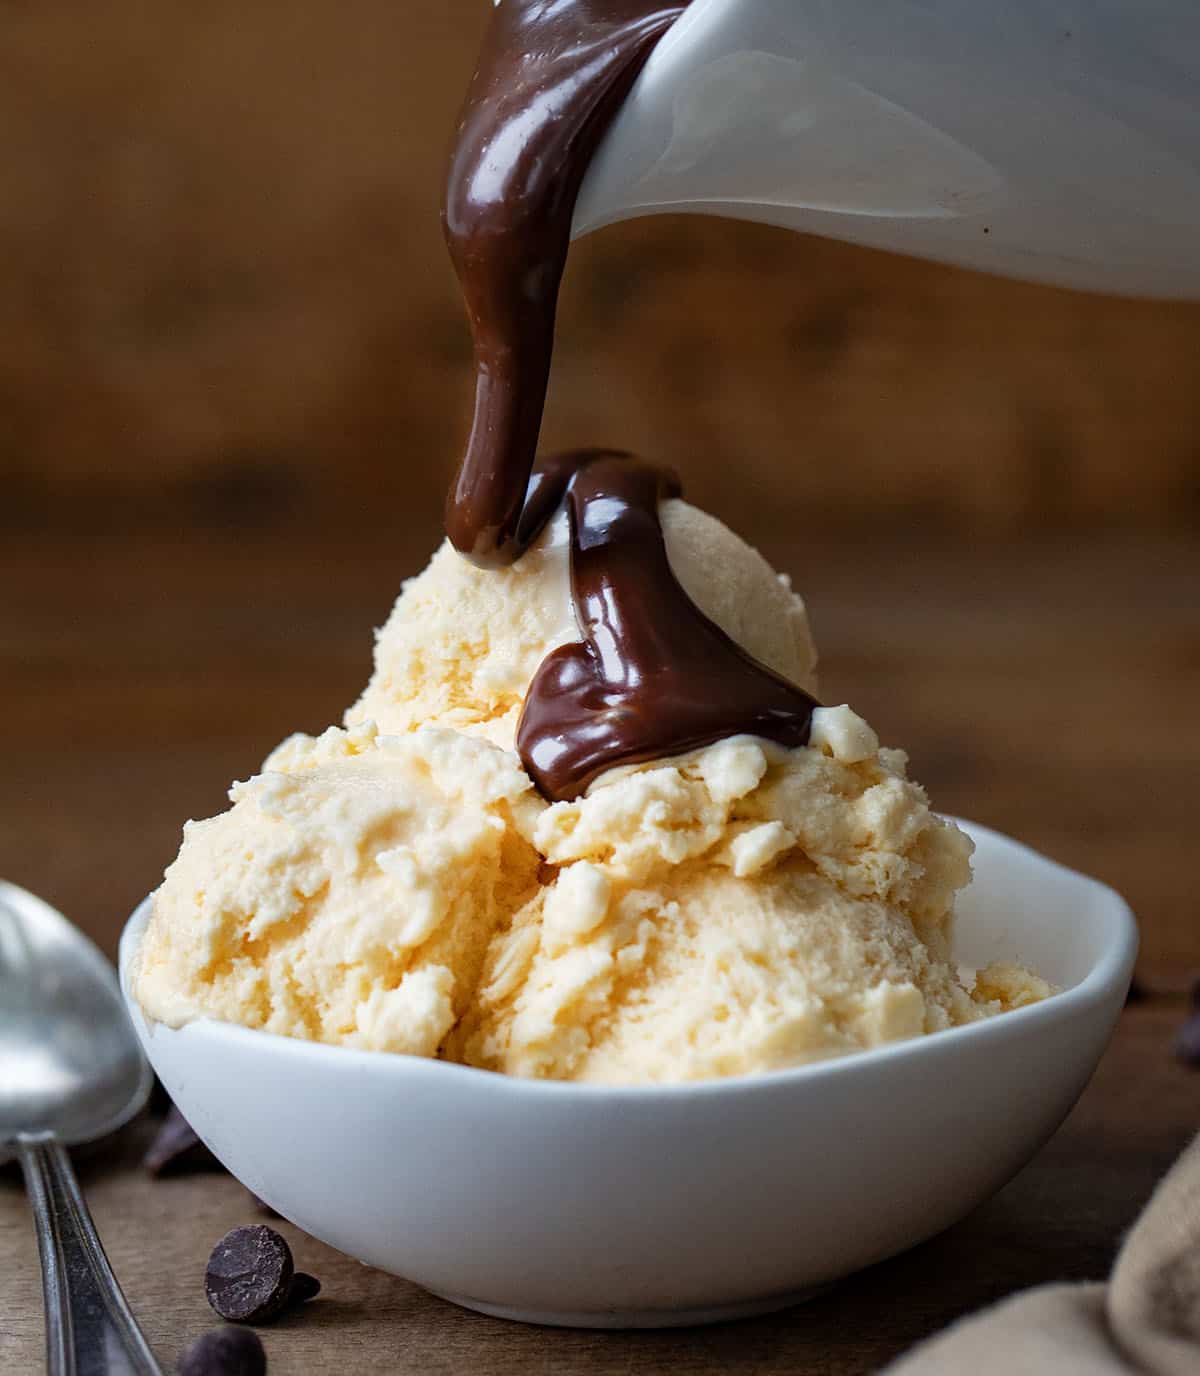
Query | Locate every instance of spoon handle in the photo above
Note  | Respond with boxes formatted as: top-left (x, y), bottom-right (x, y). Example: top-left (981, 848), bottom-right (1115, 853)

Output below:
top-left (17, 1137), bottom-right (164, 1376)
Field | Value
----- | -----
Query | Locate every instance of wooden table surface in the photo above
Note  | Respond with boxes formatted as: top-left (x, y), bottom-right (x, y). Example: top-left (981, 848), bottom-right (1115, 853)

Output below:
top-left (2, 521), bottom-right (1198, 1372)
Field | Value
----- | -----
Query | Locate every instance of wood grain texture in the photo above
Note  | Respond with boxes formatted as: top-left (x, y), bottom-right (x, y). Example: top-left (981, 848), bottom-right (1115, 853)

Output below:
top-left (1, 0), bottom-right (1199, 536)
top-left (2, 1006), bottom-right (1195, 1374)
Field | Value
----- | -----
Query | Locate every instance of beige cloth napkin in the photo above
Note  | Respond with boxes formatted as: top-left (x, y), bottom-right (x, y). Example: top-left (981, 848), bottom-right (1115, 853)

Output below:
top-left (887, 1134), bottom-right (1200, 1375)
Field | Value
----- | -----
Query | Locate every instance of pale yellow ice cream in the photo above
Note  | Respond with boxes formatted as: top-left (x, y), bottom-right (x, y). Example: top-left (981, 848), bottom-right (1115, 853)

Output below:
top-left (446, 713), bottom-right (1045, 1083)
top-left (136, 706), bottom-right (1047, 1081)
top-left (135, 504), bottom-right (1049, 1083)
top-left (136, 724), bottom-right (542, 1055)
top-left (347, 498), bottom-right (818, 748)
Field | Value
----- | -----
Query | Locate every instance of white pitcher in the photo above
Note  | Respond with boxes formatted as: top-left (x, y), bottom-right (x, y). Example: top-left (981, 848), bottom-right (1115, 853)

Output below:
top-left (574, 0), bottom-right (1200, 299)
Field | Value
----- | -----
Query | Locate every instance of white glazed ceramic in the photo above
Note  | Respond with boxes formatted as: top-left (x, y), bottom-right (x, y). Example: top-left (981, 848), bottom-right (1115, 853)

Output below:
top-left (120, 820), bottom-right (1135, 1328)
top-left (574, 0), bottom-right (1200, 299)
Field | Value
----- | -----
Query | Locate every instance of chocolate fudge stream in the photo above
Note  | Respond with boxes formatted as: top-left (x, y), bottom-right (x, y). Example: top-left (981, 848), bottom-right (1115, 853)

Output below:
top-left (444, 1), bottom-right (814, 799)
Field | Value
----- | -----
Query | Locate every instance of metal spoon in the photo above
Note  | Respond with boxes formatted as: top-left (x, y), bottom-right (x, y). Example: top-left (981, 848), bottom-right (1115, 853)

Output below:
top-left (0, 881), bottom-right (163, 1375)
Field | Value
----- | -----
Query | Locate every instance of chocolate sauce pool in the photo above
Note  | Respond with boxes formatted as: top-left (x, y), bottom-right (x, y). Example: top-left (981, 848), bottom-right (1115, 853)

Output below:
top-left (515, 451), bottom-right (817, 801)
top-left (445, 2), bottom-right (816, 800)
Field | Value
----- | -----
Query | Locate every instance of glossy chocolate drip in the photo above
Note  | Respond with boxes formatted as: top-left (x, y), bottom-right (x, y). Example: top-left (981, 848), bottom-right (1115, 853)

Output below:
top-left (445, 4), bottom-right (813, 801)
top-left (443, 0), bottom-right (689, 567)
top-left (517, 452), bottom-right (818, 801)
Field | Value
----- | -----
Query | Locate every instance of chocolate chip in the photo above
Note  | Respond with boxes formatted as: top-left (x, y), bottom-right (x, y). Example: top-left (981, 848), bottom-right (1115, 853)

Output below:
top-left (288, 1273), bottom-right (321, 1307)
top-left (1175, 1011), bottom-right (1200, 1068)
top-left (205, 1226), bottom-right (294, 1324)
top-left (177, 1326), bottom-right (266, 1376)
top-left (1190, 976), bottom-right (1200, 1010)
top-left (144, 1106), bottom-right (222, 1177)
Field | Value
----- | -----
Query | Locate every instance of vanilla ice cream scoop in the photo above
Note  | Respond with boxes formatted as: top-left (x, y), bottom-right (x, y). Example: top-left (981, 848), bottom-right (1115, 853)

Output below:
top-left (347, 499), bottom-right (818, 749)
top-left (136, 707), bottom-right (1050, 1082)
top-left (447, 719), bottom-right (1049, 1083)
top-left (135, 725), bottom-right (543, 1055)
top-left (136, 497), bottom-right (1050, 1085)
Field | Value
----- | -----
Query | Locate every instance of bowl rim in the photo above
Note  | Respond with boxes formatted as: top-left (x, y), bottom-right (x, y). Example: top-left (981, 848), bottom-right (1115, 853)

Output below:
top-left (120, 817), bottom-right (1137, 1104)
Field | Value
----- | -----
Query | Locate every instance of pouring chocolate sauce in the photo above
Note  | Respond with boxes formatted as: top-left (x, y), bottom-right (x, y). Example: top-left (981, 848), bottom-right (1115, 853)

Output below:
top-left (445, 1), bottom-right (815, 800)
top-left (443, 0), bottom-right (689, 567)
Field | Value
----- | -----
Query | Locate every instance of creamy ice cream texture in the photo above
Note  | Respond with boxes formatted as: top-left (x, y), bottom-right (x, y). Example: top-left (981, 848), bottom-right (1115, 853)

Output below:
top-left (136, 499), bottom-right (1049, 1083)
top-left (348, 498), bottom-right (818, 749)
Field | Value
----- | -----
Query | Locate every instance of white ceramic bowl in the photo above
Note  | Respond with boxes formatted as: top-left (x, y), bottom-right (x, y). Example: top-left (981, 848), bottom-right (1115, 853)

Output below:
top-left (119, 820), bottom-right (1135, 1328)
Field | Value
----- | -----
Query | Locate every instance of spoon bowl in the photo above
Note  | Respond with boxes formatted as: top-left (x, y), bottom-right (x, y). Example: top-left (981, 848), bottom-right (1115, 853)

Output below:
top-left (121, 821), bottom-right (1135, 1328)
top-left (0, 883), bottom-right (152, 1155)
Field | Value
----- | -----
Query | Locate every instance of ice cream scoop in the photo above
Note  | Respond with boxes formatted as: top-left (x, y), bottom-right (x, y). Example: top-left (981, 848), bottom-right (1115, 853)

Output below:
top-left (135, 471), bottom-right (1058, 1085)
top-left (135, 726), bottom-right (543, 1056)
top-left (347, 492), bottom-right (817, 751)
top-left (133, 703), bottom-right (1052, 1084)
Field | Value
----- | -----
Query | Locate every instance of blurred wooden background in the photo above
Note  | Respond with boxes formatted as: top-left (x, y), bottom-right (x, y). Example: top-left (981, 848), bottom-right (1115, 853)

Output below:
top-left (1, 1), bottom-right (1198, 975)
top-left (4, 0), bottom-right (1200, 536)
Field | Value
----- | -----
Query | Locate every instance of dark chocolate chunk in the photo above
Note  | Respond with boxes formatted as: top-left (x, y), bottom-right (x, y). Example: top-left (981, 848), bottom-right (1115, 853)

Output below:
top-left (177, 1326), bottom-right (266, 1376)
top-left (144, 1105), bottom-right (221, 1177)
top-left (288, 1272), bottom-right (321, 1307)
top-left (205, 1226), bottom-right (294, 1324)
top-left (1190, 976), bottom-right (1200, 1010)
top-left (1175, 1011), bottom-right (1200, 1068)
